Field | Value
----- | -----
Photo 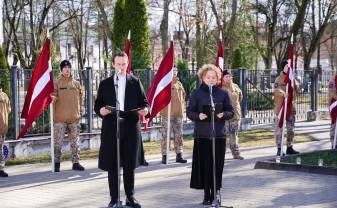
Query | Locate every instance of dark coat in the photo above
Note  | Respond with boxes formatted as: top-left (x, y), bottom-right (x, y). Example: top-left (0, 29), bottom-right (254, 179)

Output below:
top-left (187, 83), bottom-right (234, 139)
top-left (188, 82), bottom-right (234, 190)
top-left (94, 73), bottom-right (149, 171)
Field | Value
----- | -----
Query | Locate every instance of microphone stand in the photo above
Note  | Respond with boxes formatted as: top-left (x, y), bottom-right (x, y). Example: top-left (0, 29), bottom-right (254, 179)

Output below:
top-left (209, 85), bottom-right (221, 208)
top-left (115, 74), bottom-right (129, 208)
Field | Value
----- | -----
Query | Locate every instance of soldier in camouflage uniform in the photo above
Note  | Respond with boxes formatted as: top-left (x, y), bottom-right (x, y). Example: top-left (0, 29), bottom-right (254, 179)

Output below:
top-left (274, 60), bottom-right (300, 156)
top-left (160, 66), bottom-right (187, 164)
top-left (328, 73), bottom-right (337, 149)
top-left (222, 70), bottom-right (244, 160)
top-left (0, 86), bottom-right (10, 177)
top-left (52, 60), bottom-right (85, 172)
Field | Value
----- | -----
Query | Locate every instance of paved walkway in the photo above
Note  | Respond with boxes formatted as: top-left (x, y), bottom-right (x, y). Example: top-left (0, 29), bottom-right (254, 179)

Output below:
top-left (1, 120), bottom-right (336, 208)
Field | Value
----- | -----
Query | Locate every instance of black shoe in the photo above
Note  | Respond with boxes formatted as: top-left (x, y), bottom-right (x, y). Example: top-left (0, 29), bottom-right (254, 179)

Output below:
top-left (162, 155), bottom-right (167, 164)
top-left (141, 160), bottom-right (149, 166)
top-left (54, 162), bottom-right (60, 172)
top-left (286, 146), bottom-right (299, 155)
top-left (0, 170), bottom-right (8, 177)
top-left (72, 163), bottom-right (85, 171)
top-left (108, 200), bottom-right (117, 208)
top-left (126, 196), bottom-right (141, 208)
top-left (176, 153), bottom-right (187, 163)
top-left (202, 199), bottom-right (212, 205)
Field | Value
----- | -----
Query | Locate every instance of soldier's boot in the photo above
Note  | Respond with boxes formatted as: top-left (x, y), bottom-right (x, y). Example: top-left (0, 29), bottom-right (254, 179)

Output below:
top-left (176, 153), bottom-right (187, 163)
top-left (0, 170), bottom-right (8, 177)
top-left (233, 153), bottom-right (244, 160)
top-left (72, 163), bottom-right (85, 171)
top-left (54, 162), bottom-right (60, 172)
top-left (161, 155), bottom-right (167, 164)
top-left (286, 146), bottom-right (299, 155)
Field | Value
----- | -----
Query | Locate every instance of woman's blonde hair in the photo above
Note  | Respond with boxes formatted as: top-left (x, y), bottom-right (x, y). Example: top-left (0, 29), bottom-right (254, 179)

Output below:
top-left (197, 64), bottom-right (222, 84)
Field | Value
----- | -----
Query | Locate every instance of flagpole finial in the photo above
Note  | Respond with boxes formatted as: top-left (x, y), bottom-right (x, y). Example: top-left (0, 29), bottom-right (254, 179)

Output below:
top-left (128, 30), bottom-right (131, 40)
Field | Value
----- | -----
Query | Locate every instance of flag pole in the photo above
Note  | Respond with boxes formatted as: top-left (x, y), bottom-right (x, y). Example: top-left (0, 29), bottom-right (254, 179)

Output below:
top-left (47, 29), bottom-right (55, 172)
top-left (166, 102), bottom-right (171, 164)
top-left (280, 86), bottom-right (288, 156)
top-left (332, 122), bottom-right (337, 149)
top-left (50, 104), bottom-right (55, 172)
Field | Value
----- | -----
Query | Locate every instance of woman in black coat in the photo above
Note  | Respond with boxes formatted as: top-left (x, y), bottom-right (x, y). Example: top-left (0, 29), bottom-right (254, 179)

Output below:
top-left (187, 64), bottom-right (234, 205)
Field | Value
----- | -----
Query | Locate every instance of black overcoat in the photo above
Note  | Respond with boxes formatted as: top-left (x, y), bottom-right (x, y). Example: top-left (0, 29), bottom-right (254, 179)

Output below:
top-left (187, 82), bottom-right (234, 139)
top-left (187, 82), bottom-right (234, 190)
top-left (94, 73), bottom-right (149, 171)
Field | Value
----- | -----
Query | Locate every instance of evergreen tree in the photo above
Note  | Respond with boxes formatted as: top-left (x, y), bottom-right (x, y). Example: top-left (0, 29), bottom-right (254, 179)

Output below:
top-left (124, 0), bottom-right (151, 69)
top-left (231, 48), bottom-right (243, 69)
top-left (0, 47), bottom-right (10, 95)
top-left (112, 0), bottom-right (127, 50)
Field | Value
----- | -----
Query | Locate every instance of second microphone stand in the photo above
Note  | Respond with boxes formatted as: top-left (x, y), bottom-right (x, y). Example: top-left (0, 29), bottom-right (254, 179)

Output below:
top-left (209, 85), bottom-right (221, 208)
top-left (115, 75), bottom-right (130, 208)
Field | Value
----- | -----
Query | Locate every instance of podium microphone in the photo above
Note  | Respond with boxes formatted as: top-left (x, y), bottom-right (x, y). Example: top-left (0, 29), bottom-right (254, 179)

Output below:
top-left (208, 84), bottom-right (215, 108)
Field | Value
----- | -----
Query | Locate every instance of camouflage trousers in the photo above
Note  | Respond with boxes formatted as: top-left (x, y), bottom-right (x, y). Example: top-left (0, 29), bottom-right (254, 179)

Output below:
top-left (274, 112), bottom-right (295, 147)
top-left (225, 119), bottom-right (241, 156)
top-left (329, 123), bottom-right (337, 148)
top-left (0, 135), bottom-right (5, 170)
top-left (54, 123), bottom-right (80, 163)
top-left (160, 117), bottom-right (184, 155)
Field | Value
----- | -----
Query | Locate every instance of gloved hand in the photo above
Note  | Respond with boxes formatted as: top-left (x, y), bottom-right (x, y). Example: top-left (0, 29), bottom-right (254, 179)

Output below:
top-left (223, 111), bottom-right (234, 120)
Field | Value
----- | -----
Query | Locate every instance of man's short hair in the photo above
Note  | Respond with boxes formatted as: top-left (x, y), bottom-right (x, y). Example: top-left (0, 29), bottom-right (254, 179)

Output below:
top-left (112, 52), bottom-right (128, 63)
top-left (280, 60), bottom-right (288, 70)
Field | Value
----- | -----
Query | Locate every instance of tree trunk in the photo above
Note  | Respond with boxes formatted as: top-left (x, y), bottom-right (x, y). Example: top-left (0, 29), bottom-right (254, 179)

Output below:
top-left (195, 0), bottom-right (203, 68)
top-left (160, 0), bottom-right (170, 56)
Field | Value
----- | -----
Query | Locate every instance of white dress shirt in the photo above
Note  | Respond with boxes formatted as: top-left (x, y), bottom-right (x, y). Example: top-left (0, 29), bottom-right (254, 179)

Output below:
top-left (114, 73), bottom-right (126, 111)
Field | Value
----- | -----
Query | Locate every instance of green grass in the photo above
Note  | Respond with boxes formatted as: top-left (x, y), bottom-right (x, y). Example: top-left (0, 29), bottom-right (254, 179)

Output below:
top-left (6, 129), bottom-right (315, 166)
top-left (281, 150), bottom-right (337, 168)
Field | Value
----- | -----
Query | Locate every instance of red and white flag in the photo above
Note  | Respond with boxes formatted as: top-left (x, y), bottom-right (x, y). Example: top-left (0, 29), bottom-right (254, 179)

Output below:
top-left (125, 30), bottom-right (132, 74)
top-left (278, 40), bottom-right (295, 128)
top-left (147, 41), bottom-right (174, 123)
top-left (330, 76), bottom-right (337, 124)
top-left (19, 38), bottom-right (55, 139)
top-left (215, 38), bottom-right (224, 71)
top-left (124, 30), bottom-right (148, 127)
top-left (215, 33), bottom-right (224, 86)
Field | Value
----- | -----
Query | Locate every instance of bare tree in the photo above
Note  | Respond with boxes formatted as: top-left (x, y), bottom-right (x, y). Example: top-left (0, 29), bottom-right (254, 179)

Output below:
top-left (4, 0), bottom-right (82, 68)
top-left (300, 0), bottom-right (337, 70)
top-left (159, 0), bottom-right (171, 56)
top-left (176, 0), bottom-right (194, 61)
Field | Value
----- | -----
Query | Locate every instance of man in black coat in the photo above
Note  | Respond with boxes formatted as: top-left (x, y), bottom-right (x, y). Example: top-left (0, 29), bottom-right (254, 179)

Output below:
top-left (94, 52), bottom-right (149, 208)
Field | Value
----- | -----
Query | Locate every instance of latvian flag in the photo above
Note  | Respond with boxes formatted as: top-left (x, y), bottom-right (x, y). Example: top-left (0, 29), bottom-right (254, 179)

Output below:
top-left (147, 41), bottom-right (174, 123)
top-left (278, 41), bottom-right (295, 128)
top-left (330, 76), bottom-right (337, 124)
top-left (215, 39), bottom-right (224, 71)
top-left (19, 38), bottom-right (55, 138)
top-left (125, 30), bottom-right (132, 75)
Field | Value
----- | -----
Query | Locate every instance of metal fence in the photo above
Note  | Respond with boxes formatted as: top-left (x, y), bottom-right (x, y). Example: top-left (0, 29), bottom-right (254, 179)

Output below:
top-left (0, 66), bottom-right (333, 140)
top-left (234, 68), bottom-right (332, 125)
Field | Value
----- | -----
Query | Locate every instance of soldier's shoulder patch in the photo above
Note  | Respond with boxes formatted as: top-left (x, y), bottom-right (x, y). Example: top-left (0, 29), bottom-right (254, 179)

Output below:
top-left (329, 82), bottom-right (334, 88)
top-left (274, 83), bottom-right (279, 88)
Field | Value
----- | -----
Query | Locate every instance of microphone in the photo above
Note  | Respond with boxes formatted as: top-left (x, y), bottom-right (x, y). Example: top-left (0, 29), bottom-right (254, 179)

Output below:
top-left (208, 84), bottom-right (214, 94)
top-left (208, 84), bottom-right (215, 108)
